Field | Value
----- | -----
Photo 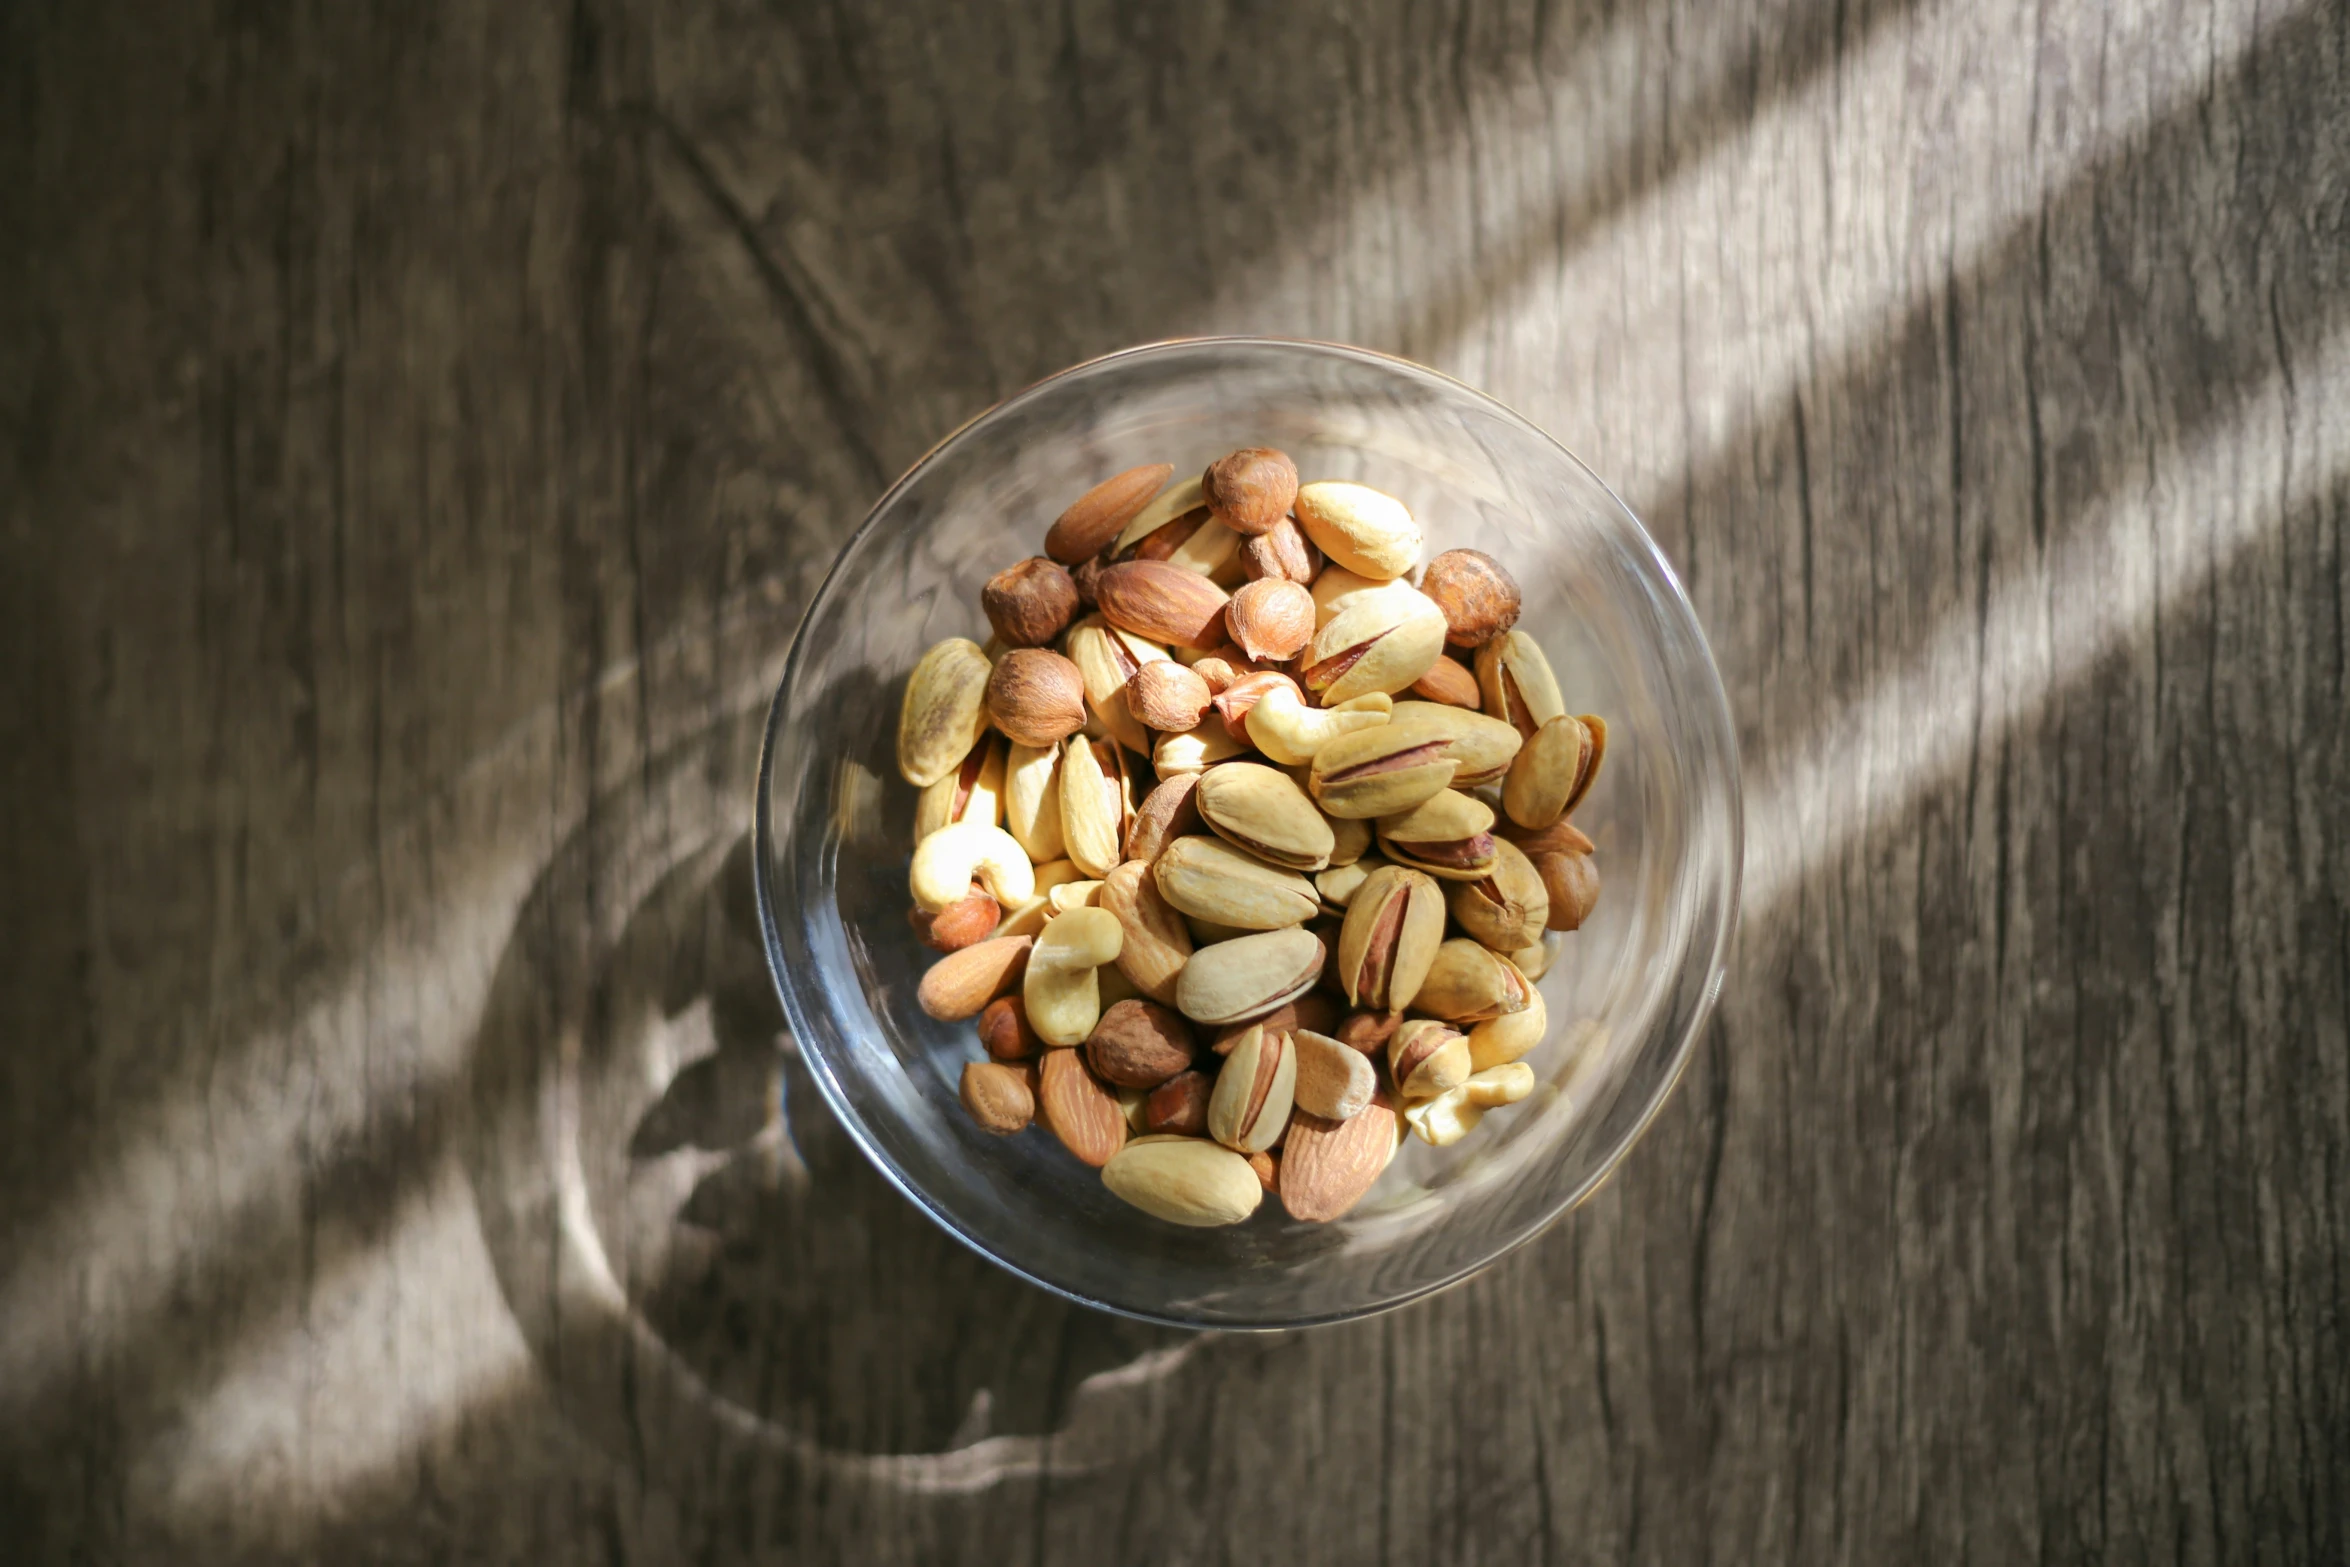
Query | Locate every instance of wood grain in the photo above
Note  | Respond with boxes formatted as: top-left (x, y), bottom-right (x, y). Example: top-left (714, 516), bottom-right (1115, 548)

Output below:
top-left (2, 0), bottom-right (2343, 1562)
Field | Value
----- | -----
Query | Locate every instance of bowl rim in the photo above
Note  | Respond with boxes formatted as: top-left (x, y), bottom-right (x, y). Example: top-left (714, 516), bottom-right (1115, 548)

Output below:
top-left (753, 335), bottom-right (1743, 1331)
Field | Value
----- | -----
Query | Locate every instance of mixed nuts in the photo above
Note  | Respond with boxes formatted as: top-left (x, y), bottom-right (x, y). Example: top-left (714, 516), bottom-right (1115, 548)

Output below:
top-left (904, 449), bottom-right (1610, 1227)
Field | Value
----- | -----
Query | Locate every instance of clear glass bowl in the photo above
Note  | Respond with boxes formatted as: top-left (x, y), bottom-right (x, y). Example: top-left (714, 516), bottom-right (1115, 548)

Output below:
top-left (755, 338), bottom-right (1740, 1329)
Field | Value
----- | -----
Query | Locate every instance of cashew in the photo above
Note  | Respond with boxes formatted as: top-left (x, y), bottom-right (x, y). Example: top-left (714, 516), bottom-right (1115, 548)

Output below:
top-left (1403, 1061), bottom-right (1536, 1146)
top-left (988, 859), bottom-right (1086, 941)
top-left (1023, 906), bottom-right (1125, 1046)
top-left (909, 822), bottom-right (1035, 913)
top-left (1047, 879), bottom-right (1105, 914)
top-left (1246, 685), bottom-right (1393, 766)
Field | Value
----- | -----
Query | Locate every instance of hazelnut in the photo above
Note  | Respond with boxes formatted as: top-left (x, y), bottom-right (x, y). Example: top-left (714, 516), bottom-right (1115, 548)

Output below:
top-left (982, 556), bottom-right (1079, 646)
top-left (1070, 552), bottom-right (1107, 608)
top-left (1224, 578), bottom-right (1314, 662)
top-left (1418, 549), bottom-right (1522, 647)
top-left (978, 994), bottom-right (1041, 1060)
top-left (1202, 447), bottom-right (1300, 536)
top-left (1086, 998), bottom-right (1200, 1087)
top-left (1047, 463), bottom-right (1174, 565)
top-left (984, 648), bottom-right (1087, 747)
top-left (1125, 660), bottom-right (1213, 732)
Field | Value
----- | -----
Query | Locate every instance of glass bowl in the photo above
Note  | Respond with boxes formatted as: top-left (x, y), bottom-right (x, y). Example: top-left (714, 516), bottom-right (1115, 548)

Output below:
top-left (754, 338), bottom-right (1740, 1329)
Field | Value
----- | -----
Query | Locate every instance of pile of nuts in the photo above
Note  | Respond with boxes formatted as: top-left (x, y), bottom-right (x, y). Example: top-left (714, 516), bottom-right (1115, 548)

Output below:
top-left (899, 449), bottom-right (1606, 1227)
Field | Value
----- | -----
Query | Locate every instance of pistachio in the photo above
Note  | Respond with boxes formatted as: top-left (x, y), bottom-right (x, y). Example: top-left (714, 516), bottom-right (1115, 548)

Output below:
top-left (1418, 549), bottom-right (1522, 647)
top-left (910, 822), bottom-right (1035, 911)
top-left (897, 637), bottom-right (994, 787)
top-left (1404, 1062), bottom-right (1535, 1146)
top-left (1144, 1070), bottom-right (1213, 1136)
top-left (1245, 683), bottom-right (1392, 767)
top-left (1290, 1029), bottom-right (1377, 1121)
top-left (1064, 614), bottom-right (1172, 755)
top-left (1506, 934), bottom-right (1557, 982)
top-left (1101, 1136), bottom-right (1263, 1226)
top-left (1152, 722), bottom-right (1247, 776)
top-left (1003, 741), bottom-right (1067, 863)
top-left (1111, 473), bottom-right (1208, 554)
top-left (1376, 789), bottom-right (1499, 882)
top-left (1195, 762), bottom-right (1336, 872)
top-left (1502, 714), bottom-right (1598, 830)
top-left (1210, 670), bottom-right (1299, 741)
top-left (1086, 998), bottom-right (1199, 1088)
top-left (914, 733), bottom-right (1006, 845)
top-left (1225, 577), bottom-right (1315, 661)
top-left (1022, 905), bottom-right (1124, 1047)
top-left (1124, 773), bottom-right (1201, 864)
top-left (1206, 1023), bottom-right (1297, 1153)
top-left (986, 648), bottom-right (1089, 748)
top-left (1279, 1095), bottom-right (1401, 1221)
top-left (912, 892), bottom-right (1002, 952)
top-left (978, 994), bottom-right (1042, 1060)
top-left (1095, 560), bottom-right (1231, 650)
top-left (1153, 835), bottom-right (1320, 930)
top-left (960, 1061), bottom-right (1039, 1135)
top-left (1300, 579), bottom-right (1448, 704)
top-left (1293, 480), bottom-right (1422, 580)
top-left (1125, 660), bottom-right (1213, 732)
top-left (1307, 564), bottom-right (1389, 623)
top-left (1174, 927), bottom-right (1327, 1025)
top-left (1201, 447), bottom-right (1300, 535)
top-left (1447, 838), bottom-right (1551, 951)
top-left (1565, 715), bottom-right (1607, 816)
top-left (1475, 629), bottom-right (1566, 740)
top-left (1185, 913), bottom-right (1254, 948)
top-left (1048, 463), bottom-right (1174, 564)
top-left (1038, 1048), bottom-right (1128, 1166)
top-left (1308, 722), bottom-right (1461, 821)
top-left (1313, 857), bottom-right (1376, 914)
top-left (1387, 1018), bottom-right (1471, 1102)
top-left (917, 935), bottom-right (1034, 1021)
top-left (1100, 859), bottom-right (1192, 1005)
top-left (1534, 848), bottom-right (1601, 931)
top-left (1334, 863), bottom-right (1445, 1012)
top-left (1411, 653), bottom-right (1484, 708)
top-left (1238, 514), bottom-right (1322, 583)
top-left (1467, 984), bottom-right (1548, 1071)
top-left (1392, 701), bottom-right (1526, 786)
top-left (1326, 813), bottom-right (1372, 868)
top-left (982, 556), bottom-right (1081, 647)
top-left (1058, 736), bottom-right (1128, 878)
top-left (1412, 938), bottom-right (1531, 1022)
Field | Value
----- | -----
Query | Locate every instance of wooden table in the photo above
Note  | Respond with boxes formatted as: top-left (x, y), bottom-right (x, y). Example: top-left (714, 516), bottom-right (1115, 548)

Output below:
top-left (4, 0), bottom-right (2344, 1560)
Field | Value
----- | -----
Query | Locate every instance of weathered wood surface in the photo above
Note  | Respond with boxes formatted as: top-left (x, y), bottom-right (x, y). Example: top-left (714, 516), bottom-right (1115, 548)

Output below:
top-left (3, 0), bottom-right (2344, 1561)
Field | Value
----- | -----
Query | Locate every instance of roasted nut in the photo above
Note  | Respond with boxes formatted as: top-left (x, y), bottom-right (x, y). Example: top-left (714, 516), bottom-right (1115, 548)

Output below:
top-left (1208, 1024), bottom-right (1297, 1153)
top-left (1239, 514), bottom-right (1322, 583)
top-left (1058, 736), bottom-right (1128, 878)
top-left (1126, 660), bottom-right (1213, 731)
top-left (1375, 701), bottom-right (1525, 787)
top-left (1209, 990), bottom-right (1343, 1056)
top-left (991, 858), bottom-right (1087, 941)
top-left (1047, 879), bottom-right (1105, 914)
top-left (1124, 773), bottom-right (1201, 864)
top-left (1095, 560), bottom-right (1231, 650)
top-left (1300, 579), bottom-right (1449, 704)
top-left (986, 648), bottom-right (1088, 748)
top-left (960, 1061), bottom-right (1039, 1135)
top-left (1326, 814), bottom-right (1372, 867)
top-left (1308, 721), bottom-right (1461, 821)
top-left (1097, 960), bottom-right (1146, 1012)
top-left (1065, 613), bottom-right (1171, 755)
top-left (1293, 480), bottom-right (1422, 579)
top-left (1038, 1048), bottom-right (1127, 1166)
top-left (1447, 838), bottom-right (1551, 951)
top-left (978, 994), bottom-right (1042, 1060)
top-left (1387, 1018), bottom-right (1471, 1102)
top-left (1376, 789), bottom-right (1498, 882)
top-left (1335, 1009), bottom-right (1401, 1053)
top-left (897, 637), bottom-right (993, 787)
top-left (1211, 670), bottom-right (1299, 741)
top-left (1412, 653), bottom-right (1484, 708)
top-left (1023, 906), bottom-right (1124, 1047)
top-left (1003, 741), bottom-right (1068, 862)
top-left (1100, 859), bottom-right (1192, 1005)
top-left (1506, 934), bottom-right (1557, 982)
top-left (1290, 1029), bottom-right (1376, 1121)
top-left (1086, 998), bottom-right (1199, 1087)
top-left (913, 891), bottom-right (1002, 952)
top-left (1101, 1136), bottom-right (1263, 1226)
top-left (1418, 549), bottom-right (1522, 647)
top-left (910, 822), bottom-right (1035, 911)
top-left (1404, 1063), bottom-right (1535, 1146)
top-left (1145, 1069), bottom-right (1214, 1135)
top-left (916, 734), bottom-right (1007, 845)
top-left (1248, 1151), bottom-right (1280, 1191)
top-left (1154, 834), bottom-right (1320, 929)
top-left (1307, 563), bottom-right (1390, 621)
top-left (1202, 447), bottom-right (1300, 535)
top-left (1175, 927), bottom-right (1327, 1025)
top-left (1071, 552), bottom-right (1108, 607)
top-left (1313, 857), bottom-right (1376, 914)
top-left (982, 557), bottom-right (1080, 647)
top-left (1048, 463), bottom-right (1174, 564)
top-left (1498, 816), bottom-right (1596, 859)
top-left (1186, 913), bottom-right (1253, 948)
top-left (1112, 473), bottom-right (1208, 553)
top-left (1134, 508), bottom-right (1244, 581)
top-left (1413, 938), bottom-right (1532, 1022)
top-left (1279, 1095), bottom-right (1401, 1221)
top-left (1534, 849), bottom-right (1600, 931)
top-left (1334, 864), bottom-right (1446, 1012)
top-left (1152, 722), bottom-right (1247, 776)
top-left (1503, 714), bottom-right (1600, 829)
top-left (917, 935), bottom-right (1034, 1021)
top-left (1246, 683), bottom-right (1392, 766)
top-left (1195, 762), bottom-right (1336, 872)
top-left (1475, 629), bottom-right (1566, 740)
top-left (1190, 656), bottom-right (1241, 693)
top-left (1225, 578), bottom-right (1315, 661)
top-left (1467, 984), bottom-right (1548, 1071)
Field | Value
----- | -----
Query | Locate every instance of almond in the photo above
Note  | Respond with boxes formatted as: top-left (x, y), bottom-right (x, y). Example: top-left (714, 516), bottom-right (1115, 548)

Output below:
top-left (912, 890), bottom-right (1001, 952)
top-left (1123, 773), bottom-right (1202, 864)
top-left (1047, 463), bottom-right (1174, 564)
top-left (917, 936), bottom-right (1033, 1021)
top-left (1144, 1069), bottom-right (1213, 1136)
top-left (1093, 560), bottom-right (1231, 649)
top-left (1125, 660), bottom-right (1213, 732)
top-left (1334, 1009), bottom-right (1401, 1053)
top-left (1086, 998), bottom-right (1199, 1087)
top-left (1038, 1048), bottom-right (1127, 1167)
top-left (1279, 1094), bottom-right (1401, 1221)
top-left (960, 1061), bottom-right (1038, 1135)
top-left (1411, 653), bottom-right (1483, 708)
top-left (1201, 447), bottom-right (1299, 535)
top-left (986, 648), bottom-right (1088, 748)
top-left (1225, 578), bottom-right (1314, 662)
